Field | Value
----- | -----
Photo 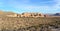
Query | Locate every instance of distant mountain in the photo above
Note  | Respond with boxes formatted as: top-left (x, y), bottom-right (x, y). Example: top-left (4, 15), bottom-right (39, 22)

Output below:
top-left (54, 13), bottom-right (60, 16)
top-left (49, 13), bottom-right (60, 16)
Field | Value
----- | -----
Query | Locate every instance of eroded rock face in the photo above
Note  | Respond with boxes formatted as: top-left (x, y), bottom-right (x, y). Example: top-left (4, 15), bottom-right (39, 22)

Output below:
top-left (0, 12), bottom-right (45, 18)
top-left (0, 11), bottom-right (45, 18)
top-left (20, 13), bottom-right (44, 17)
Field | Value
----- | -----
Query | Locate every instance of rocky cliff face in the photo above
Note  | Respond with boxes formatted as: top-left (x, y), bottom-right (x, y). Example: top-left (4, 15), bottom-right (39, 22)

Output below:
top-left (0, 11), bottom-right (45, 18)
top-left (20, 13), bottom-right (44, 17)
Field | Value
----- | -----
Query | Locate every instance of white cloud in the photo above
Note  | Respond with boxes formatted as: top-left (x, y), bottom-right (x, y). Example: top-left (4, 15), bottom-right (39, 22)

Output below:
top-left (7, 0), bottom-right (60, 13)
top-left (52, 0), bottom-right (60, 9)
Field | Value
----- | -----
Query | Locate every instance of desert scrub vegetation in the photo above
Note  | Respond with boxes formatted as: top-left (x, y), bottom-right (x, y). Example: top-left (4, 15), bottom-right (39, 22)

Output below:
top-left (0, 16), bottom-right (60, 31)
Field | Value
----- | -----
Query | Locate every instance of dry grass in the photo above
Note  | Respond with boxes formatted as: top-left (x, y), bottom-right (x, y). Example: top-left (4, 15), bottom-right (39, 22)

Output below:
top-left (0, 15), bottom-right (60, 31)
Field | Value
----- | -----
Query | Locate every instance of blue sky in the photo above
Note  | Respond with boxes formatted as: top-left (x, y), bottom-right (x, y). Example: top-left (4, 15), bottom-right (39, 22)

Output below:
top-left (0, 0), bottom-right (60, 14)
